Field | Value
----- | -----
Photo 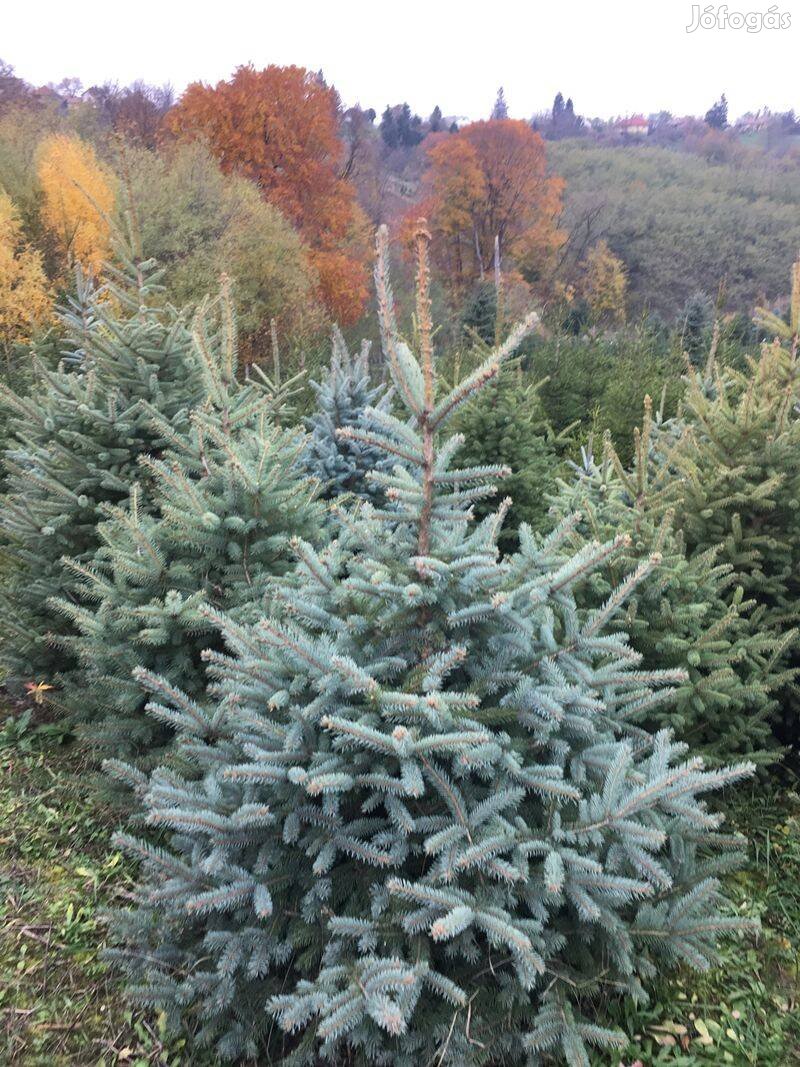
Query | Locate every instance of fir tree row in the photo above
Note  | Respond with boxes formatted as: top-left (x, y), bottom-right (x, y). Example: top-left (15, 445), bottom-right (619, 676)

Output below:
top-left (4, 220), bottom-right (800, 1064)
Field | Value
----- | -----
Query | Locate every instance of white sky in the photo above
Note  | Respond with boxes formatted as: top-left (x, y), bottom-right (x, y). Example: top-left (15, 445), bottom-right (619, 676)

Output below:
top-left (4, 0), bottom-right (799, 121)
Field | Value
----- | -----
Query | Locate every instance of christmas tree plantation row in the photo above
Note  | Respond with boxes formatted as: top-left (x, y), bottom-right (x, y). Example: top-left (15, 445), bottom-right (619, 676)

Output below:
top-left (1, 225), bottom-right (800, 1064)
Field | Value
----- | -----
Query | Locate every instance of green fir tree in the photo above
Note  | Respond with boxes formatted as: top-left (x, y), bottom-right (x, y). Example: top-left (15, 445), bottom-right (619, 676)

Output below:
top-left (678, 292), bottom-right (712, 364)
top-left (704, 93), bottom-right (729, 129)
top-left (455, 363), bottom-right (573, 544)
top-left (653, 333), bottom-right (800, 742)
top-left (107, 224), bottom-right (753, 1066)
top-left (549, 397), bottom-right (794, 764)
top-left (461, 280), bottom-right (497, 345)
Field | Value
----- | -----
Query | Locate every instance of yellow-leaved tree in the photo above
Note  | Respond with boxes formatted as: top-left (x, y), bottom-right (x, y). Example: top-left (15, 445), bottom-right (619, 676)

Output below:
top-left (0, 189), bottom-right (52, 359)
top-left (580, 239), bottom-right (627, 326)
top-left (37, 135), bottom-right (115, 276)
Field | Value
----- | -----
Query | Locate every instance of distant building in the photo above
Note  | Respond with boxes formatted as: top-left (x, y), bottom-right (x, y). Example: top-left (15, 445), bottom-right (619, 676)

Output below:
top-left (614, 115), bottom-right (649, 137)
top-left (30, 85), bottom-right (61, 104)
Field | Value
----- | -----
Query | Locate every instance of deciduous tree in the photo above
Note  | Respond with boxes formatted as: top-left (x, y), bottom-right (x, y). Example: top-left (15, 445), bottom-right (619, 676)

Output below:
top-left (37, 134), bottom-right (115, 276)
top-left (166, 65), bottom-right (369, 324)
top-left (419, 120), bottom-right (564, 296)
top-left (580, 239), bottom-right (627, 325)
top-left (0, 190), bottom-right (52, 358)
top-left (122, 141), bottom-right (327, 359)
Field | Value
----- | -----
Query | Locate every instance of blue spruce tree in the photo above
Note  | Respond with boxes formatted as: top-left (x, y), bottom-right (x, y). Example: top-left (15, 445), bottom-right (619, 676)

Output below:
top-left (304, 326), bottom-right (393, 503)
top-left (0, 244), bottom-right (200, 686)
top-left (54, 280), bottom-right (323, 756)
top-left (108, 224), bottom-right (754, 1066)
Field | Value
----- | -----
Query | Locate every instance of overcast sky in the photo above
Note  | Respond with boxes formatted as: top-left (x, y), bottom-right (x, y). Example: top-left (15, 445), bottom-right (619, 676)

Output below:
top-left (4, 0), bottom-right (799, 121)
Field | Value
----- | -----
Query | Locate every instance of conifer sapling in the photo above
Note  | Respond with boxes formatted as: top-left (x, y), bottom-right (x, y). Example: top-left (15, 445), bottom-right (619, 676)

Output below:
top-left (108, 223), bottom-right (754, 1066)
top-left (549, 400), bottom-right (793, 765)
top-left (303, 326), bottom-right (393, 503)
top-left (54, 279), bottom-right (322, 756)
top-left (0, 244), bottom-right (200, 685)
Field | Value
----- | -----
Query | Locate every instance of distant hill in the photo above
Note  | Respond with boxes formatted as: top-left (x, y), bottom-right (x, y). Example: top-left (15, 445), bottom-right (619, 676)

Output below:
top-left (551, 139), bottom-right (800, 317)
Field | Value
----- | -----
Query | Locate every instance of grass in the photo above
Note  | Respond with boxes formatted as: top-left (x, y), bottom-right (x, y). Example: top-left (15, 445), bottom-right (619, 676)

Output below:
top-left (601, 781), bottom-right (800, 1066)
top-left (0, 709), bottom-right (192, 1066)
top-left (0, 702), bottom-right (798, 1066)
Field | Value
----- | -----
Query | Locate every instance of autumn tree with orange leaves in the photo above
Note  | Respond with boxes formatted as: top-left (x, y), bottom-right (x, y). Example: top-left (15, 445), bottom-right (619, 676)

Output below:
top-left (166, 65), bottom-right (369, 325)
top-left (417, 119), bottom-right (564, 297)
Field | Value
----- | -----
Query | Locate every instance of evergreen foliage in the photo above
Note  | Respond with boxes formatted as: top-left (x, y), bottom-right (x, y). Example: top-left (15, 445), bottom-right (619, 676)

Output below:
top-left (526, 331), bottom-right (683, 466)
top-left (454, 363), bottom-right (573, 542)
top-left (491, 87), bottom-right (509, 120)
top-left (109, 223), bottom-right (754, 1066)
top-left (679, 292), bottom-right (713, 363)
top-left (549, 399), bottom-right (793, 764)
top-left (654, 328), bottom-right (800, 741)
top-left (54, 281), bottom-right (322, 756)
top-left (461, 280), bottom-right (497, 345)
top-left (705, 94), bottom-right (729, 130)
top-left (0, 245), bottom-right (200, 685)
top-left (303, 327), bottom-right (393, 503)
